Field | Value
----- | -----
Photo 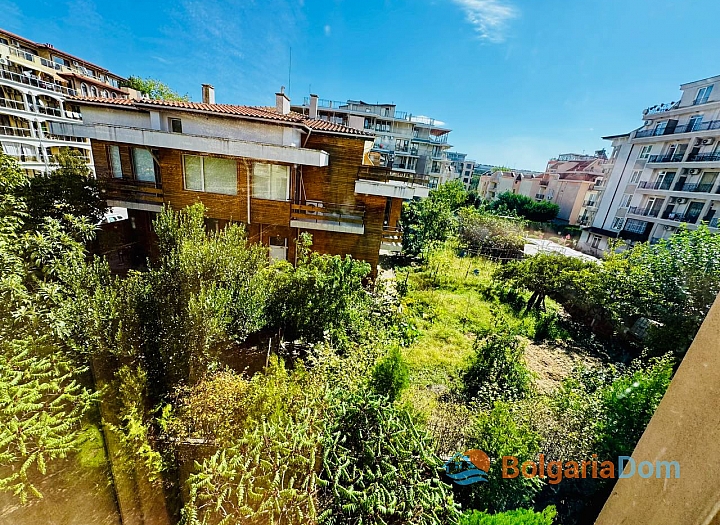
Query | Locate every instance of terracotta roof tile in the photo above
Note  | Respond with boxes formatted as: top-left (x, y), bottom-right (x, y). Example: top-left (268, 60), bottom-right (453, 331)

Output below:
top-left (71, 96), bottom-right (374, 137)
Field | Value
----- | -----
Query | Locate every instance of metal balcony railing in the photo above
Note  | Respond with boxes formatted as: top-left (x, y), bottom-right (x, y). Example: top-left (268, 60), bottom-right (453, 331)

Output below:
top-left (643, 101), bottom-right (680, 115)
top-left (688, 153), bottom-right (720, 162)
top-left (0, 67), bottom-right (77, 96)
top-left (636, 120), bottom-right (720, 138)
top-left (628, 206), bottom-right (660, 217)
top-left (0, 97), bottom-right (26, 111)
top-left (638, 181), bottom-right (674, 190)
top-left (647, 153), bottom-right (685, 163)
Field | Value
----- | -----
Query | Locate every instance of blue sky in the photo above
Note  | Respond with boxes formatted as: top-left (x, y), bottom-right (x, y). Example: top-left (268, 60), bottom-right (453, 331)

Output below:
top-left (4, 0), bottom-right (720, 170)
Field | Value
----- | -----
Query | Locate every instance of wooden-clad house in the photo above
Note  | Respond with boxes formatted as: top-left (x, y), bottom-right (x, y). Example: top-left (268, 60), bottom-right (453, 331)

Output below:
top-left (49, 88), bottom-right (429, 271)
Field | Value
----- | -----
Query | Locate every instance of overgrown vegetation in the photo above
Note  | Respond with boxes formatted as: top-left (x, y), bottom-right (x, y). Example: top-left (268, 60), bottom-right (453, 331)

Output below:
top-left (123, 76), bottom-right (190, 101)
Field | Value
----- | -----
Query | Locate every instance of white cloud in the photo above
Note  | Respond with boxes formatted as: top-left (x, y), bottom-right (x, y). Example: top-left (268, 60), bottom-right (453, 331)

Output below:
top-left (324, 24), bottom-right (332, 36)
top-left (450, 0), bottom-right (518, 43)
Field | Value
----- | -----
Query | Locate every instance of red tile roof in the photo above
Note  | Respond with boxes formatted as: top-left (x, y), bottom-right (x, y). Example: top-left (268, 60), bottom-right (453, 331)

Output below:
top-left (70, 96), bottom-right (374, 137)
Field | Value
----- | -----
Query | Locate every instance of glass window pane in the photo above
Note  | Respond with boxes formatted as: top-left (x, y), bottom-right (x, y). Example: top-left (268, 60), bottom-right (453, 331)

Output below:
top-left (184, 155), bottom-right (203, 191)
top-left (133, 148), bottom-right (155, 182)
top-left (109, 145), bottom-right (122, 178)
top-left (270, 164), bottom-right (289, 200)
top-left (252, 163), bottom-right (272, 199)
top-left (203, 157), bottom-right (237, 195)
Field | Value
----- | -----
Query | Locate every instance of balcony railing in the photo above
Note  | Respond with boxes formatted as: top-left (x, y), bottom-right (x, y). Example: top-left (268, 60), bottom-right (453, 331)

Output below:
top-left (688, 152), bottom-right (720, 162)
top-left (647, 153), bottom-right (685, 163)
top-left (643, 101), bottom-right (680, 116)
top-left (0, 97), bottom-right (26, 111)
top-left (638, 181), bottom-right (673, 190)
top-left (635, 120), bottom-right (720, 138)
top-left (662, 211), bottom-right (700, 224)
top-left (628, 206), bottom-right (660, 217)
top-left (382, 227), bottom-right (403, 245)
top-left (0, 67), bottom-right (77, 96)
top-left (357, 166), bottom-right (430, 186)
top-left (102, 180), bottom-right (164, 206)
top-left (34, 105), bottom-right (63, 117)
top-left (582, 201), bottom-right (598, 208)
top-left (0, 126), bottom-right (32, 138)
top-left (290, 202), bottom-right (365, 228)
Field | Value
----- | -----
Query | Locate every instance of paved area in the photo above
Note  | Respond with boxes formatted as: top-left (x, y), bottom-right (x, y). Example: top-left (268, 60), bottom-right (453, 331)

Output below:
top-left (524, 238), bottom-right (600, 263)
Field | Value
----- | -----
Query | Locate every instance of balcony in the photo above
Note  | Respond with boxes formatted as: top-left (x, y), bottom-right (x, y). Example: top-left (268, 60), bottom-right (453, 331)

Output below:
top-left (636, 120), bottom-right (720, 138)
top-left (290, 202), bottom-right (365, 235)
top-left (0, 67), bottom-right (77, 96)
top-left (687, 152), bottom-right (720, 163)
top-left (661, 211), bottom-right (700, 224)
top-left (647, 153), bottom-right (685, 163)
top-left (638, 181), bottom-right (673, 190)
top-left (628, 206), bottom-right (660, 218)
top-left (643, 101), bottom-right (680, 116)
top-left (0, 126), bottom-right (32, 138)
top-left (381, 227), bottom-right (403, 252)
top-left (356, 166), bottom-right (430, 199)
top-left (582, 201), bottom-right (598, 209)
top-left (0, 97), bottom-right (26, 111)
top-left (102, 180), bottom-right (164, 209)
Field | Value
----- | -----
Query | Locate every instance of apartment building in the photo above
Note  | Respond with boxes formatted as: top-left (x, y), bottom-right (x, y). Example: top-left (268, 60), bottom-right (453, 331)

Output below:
top-left (476, 168), bottom-right (542, 201)
top-left (578, 75), bottom-right (720, 256)
top-left (49, 88), bottom-right (428, 271)
top-left (446, 151), bottom-right (476, 189)
top-left (0, 28), bottom-right (125, 175)
top-left (291, 97), bottom-right (453, 188)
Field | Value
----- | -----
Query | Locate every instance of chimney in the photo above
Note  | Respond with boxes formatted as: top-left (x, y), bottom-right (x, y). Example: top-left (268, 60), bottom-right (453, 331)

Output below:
top-left (275, 86), bottom-right (290, 115)
top-left (202, 84), bottom-right (215, 104)
top-left (309, 93), bottom-right (318, 119)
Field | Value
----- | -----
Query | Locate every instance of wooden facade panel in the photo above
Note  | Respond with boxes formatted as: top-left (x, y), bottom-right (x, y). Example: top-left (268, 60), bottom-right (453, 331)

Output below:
top-left (250, 198), bottom-right (291, 226)
top-left (388, 197), bottom-right (403, 229)
top-left (303, 229), bottom-right (381, 271)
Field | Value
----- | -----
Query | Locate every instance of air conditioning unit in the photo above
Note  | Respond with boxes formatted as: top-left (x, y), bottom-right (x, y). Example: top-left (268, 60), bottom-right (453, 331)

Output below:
top-left (663, 225), bottom-right (675, 231)
top-left (305, 200), bottom-right (324, 215)
top-left (676, 198), bottom-right (688, 204)
top-left (0, 58), bottom-right (7, 65)
top-left (702, 138), bottom-right (716, 145)
top-left (689, 168), bottom-right (701, 175)
top-left (695, 137), bottom-right (703, 146)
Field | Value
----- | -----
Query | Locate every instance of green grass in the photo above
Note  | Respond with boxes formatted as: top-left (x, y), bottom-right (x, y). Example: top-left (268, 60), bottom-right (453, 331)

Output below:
top-left (399, 246), bottom-right (536, 389)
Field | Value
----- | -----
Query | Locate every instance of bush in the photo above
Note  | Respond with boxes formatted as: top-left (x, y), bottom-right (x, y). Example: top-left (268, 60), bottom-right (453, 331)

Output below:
top-left (319, 390), bottom-right (459, 525)
top-left (457, 207), bottom-right (525, 260)
top-left (459, 330), bottom-right (532, 407)
top-left (488, 192), bottom-right (559, 222)
top-left (460, 506), bottom-right (557, 525)
top-left (461, 402), bottom-right (544, 513)
top-left (371, 347), bottom-right (410, 402)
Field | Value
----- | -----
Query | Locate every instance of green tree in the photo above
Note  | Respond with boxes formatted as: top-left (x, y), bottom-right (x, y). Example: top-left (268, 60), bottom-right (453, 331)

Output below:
top-left (489, 192), bottom-right (559, 222)
top-left (319, 391), bottom-right (459, 525)
top-left (585, 226), bottom-right (720, 355)
top-left (123, 76), bottom-right (190, 101)
top-left (0, 153), bottom-right (97, 501)
top-left (457, 207), bottom-right (525, 259)
top-left (400, 181), bottom-right (468, 257)
top-left (17, 148), bottom-right (107, 229)
top-left (494, 253), bottom-right (593, 311)
top-left (370, 346), bottom-right (410, 402)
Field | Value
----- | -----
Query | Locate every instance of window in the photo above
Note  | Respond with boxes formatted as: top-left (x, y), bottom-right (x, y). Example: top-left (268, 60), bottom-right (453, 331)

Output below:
top-left (183, 155), bottom-right (238, 195)
top-left (639, 145), bottom-right (652, 159)
top-left (252, 163), bottom-right (289, 201)
top-left (591, 235), bottom-right (601, 248)
top-left (620, 193), bottom-right (633, 208)
top-left (612, 217), bottom-right (624, 230)
top-left (101, 90), bottom-right (109, 98)
top-left (80, 83), bottom-right (88, 96)
top-left (108, 145), bottom-right (122, 178)
top-left (132, 148), bottom-right (156, 182)
top-left (630, 170), bottom-right (642, 183)
top-left (90, 86), bottom-right (98, 97)
top-left (169, 118), bottom-right (182, 133)
top-left (625, 219), bottom-right (647, 234)
top-left (694, 85), bottom-right (713, 105)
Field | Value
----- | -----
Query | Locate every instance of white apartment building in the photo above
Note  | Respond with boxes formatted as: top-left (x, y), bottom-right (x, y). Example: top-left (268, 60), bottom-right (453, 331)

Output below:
top-left (447, 151), bottom-right (476, 189)
top-left (579, 75), bottom-right (720, 256)
top-left (291, 96), bottom-right (453, 188)
top-left (0, 28), bottom-right (125, 175)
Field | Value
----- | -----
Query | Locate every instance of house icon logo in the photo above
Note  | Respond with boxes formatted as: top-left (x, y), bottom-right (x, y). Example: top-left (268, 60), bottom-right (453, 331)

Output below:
top-left (443, 449), bottom-right (490, 485)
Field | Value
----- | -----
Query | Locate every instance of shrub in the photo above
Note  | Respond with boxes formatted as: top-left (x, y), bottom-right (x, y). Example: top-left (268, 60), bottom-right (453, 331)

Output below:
top-left (459, 330), bottom-right (532, 407)
top-left (460, 506), bottom-right (557, 525)
top-left (457, 207), bottom-right (525, 260)
top-left (488, 192), bottom-right (559, 222)
top-left (371, 347), bottom-right (410, 402)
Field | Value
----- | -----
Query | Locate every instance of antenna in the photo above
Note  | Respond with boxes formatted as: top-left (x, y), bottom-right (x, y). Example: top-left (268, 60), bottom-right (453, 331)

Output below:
top-left (288, 46), bottom-right (292, 95)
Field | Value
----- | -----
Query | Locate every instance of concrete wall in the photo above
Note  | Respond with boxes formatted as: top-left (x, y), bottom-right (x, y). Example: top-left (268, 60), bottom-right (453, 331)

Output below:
top-left (595, 294), bottom-right (720, 525)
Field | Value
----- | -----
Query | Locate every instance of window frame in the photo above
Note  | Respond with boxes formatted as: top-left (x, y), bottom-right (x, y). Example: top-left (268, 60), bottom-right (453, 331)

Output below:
top-left (182, 154), bottom-right (238, 195)
top-left (251, 162), bottom-right (290, 201)
top-left (611, 217), bottom-right (624, 230)
top-left (107, 144), bottom-right (123, 178)
top-left (169, 118), bottom-right (183, 133)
